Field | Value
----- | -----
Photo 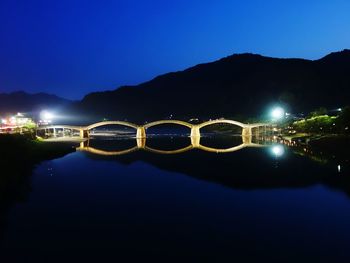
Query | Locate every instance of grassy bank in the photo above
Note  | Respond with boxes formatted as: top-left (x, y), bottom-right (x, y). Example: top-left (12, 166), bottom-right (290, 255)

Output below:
top-left (0, 134), bottom-right (76, 193)
top-left (0, 134), bottom-right (76, 198)
top-left (0, 134), bottom-right (76, 170)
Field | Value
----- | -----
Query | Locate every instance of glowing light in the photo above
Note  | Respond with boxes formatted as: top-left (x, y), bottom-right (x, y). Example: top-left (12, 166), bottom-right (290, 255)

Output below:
top-left (40, 110), bottom-right (54, 121)
top-left (271, 107), bottom-right (285, 120)
top-left (271, 145), bottom-right (285, 157)
top-left (9, 116), bottom-right (16, 125)
top-left (338, 165), bottom-right (341, 173)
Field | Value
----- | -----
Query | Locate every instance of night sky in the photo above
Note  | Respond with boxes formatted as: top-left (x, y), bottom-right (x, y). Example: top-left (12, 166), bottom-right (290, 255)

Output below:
top-left (1, 0), bottom-right (349, 99)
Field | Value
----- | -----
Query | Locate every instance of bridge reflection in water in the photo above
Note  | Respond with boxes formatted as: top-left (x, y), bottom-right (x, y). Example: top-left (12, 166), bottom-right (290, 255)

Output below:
top-left (77, 135), bottom-right (270, 156)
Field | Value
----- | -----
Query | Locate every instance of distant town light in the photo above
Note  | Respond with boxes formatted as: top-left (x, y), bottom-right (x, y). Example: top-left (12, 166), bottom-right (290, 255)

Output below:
top-left (10, 116), bottom-right (16, 125)
top-left (271, 145), bottom-right (285, 157)
top-left (271, 107), bottom-right (285, 120)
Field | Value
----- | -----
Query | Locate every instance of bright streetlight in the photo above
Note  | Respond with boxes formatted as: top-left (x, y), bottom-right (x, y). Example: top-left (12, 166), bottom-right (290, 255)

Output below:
top-left (271, 107), bottom-right (285, 120)
top-left (40, 110), bottom-right (54, 123)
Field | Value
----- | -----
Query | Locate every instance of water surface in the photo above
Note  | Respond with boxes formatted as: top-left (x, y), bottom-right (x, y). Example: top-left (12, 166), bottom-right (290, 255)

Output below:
top-left (1, 136), bottom-right (350, 262)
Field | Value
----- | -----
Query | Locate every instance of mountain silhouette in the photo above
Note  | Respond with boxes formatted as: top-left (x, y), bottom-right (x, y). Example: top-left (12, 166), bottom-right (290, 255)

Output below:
top-left (74, 49), bottom-right (350, 122)
top-left (4, 50), bottom-right (350, 122)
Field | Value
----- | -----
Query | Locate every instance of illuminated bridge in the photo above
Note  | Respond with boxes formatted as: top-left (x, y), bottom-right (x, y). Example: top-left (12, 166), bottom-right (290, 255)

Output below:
top-left (37, 119), bottom-right (272, 140)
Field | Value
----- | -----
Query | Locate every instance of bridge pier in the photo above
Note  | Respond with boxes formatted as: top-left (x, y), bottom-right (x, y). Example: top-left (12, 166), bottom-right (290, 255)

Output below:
top-left (136, 127), bottom-right (146, 139)
top-left (242, 126), bottom-right (252, 137)
top-left (191, 136), bottom-right (201, 148)
top-left (190, 125), bottom-right (200, 137)
top-left (190, 125), bottom-right (201, 148)
top-left (137, 138), bottom-right (146, 148)
top-left (79, 129), bottom-right (90, 139)
top-left (242, 134), bottom-right (252, 144)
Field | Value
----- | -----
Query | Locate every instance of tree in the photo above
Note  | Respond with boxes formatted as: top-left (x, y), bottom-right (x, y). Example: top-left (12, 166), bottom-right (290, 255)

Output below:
top-left (308, 107), bottom-right (328, 118)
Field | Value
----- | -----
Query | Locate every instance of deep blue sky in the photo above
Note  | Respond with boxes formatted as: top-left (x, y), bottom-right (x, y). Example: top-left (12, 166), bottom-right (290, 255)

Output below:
top-left (0, 0), bottom-right (349, 99)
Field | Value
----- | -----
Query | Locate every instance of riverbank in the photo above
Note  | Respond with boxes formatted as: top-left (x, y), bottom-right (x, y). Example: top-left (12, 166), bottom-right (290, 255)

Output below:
top-left (0, 134), bottom-right (77, 213)
top-left (308, 135), bottom-right (350, 158)
top-left (281, 133), bottom-right (350, 164)
top-left (0, 134), bottom-right (77, 174)
top-left (0, 134), bottom-right (78, 243)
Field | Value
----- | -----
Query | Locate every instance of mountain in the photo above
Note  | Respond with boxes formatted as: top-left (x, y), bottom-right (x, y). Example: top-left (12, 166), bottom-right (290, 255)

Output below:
top-left (74, 49), bottom-right (350, 123)
top-left (0, 91), bottom-right (72, 115)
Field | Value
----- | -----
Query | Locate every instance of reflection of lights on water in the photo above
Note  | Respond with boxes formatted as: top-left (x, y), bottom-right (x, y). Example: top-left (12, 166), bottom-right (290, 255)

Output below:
top-left (338, 165), bottom-right (341, 173)
top-left (271, 145), bottom-right (285, 157)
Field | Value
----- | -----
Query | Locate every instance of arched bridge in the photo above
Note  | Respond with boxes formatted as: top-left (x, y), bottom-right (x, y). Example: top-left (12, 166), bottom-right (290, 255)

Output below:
top-left (144, 120), bottom-right (193, 129)
top-left (198, 119), bottom-right (246, 129)
top-left (37, 119), bottom-right (273, 139)
top-left (86, 121), bottom-right (139, 130)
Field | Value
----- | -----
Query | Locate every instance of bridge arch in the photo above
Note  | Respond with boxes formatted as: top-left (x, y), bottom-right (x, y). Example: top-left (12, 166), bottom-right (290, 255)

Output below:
top-left (78, 146), bottom-right (139, 156)
top-left (197, 142), bottom-right (266, 153)
top-left (145, 145), bottom-right (193, 155)
top-left (144, 120), bottom-right (193, 130)
top-left (197, 119), bottom-right (246, 130)
top-left (197, 143), bottom-right (247, 153)
top-left (86, 121), bottom-right (139, 131)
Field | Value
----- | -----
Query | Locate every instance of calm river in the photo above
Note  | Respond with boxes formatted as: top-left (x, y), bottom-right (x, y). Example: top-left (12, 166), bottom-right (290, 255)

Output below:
top-left (1, 136), bottom-right (350, 262)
